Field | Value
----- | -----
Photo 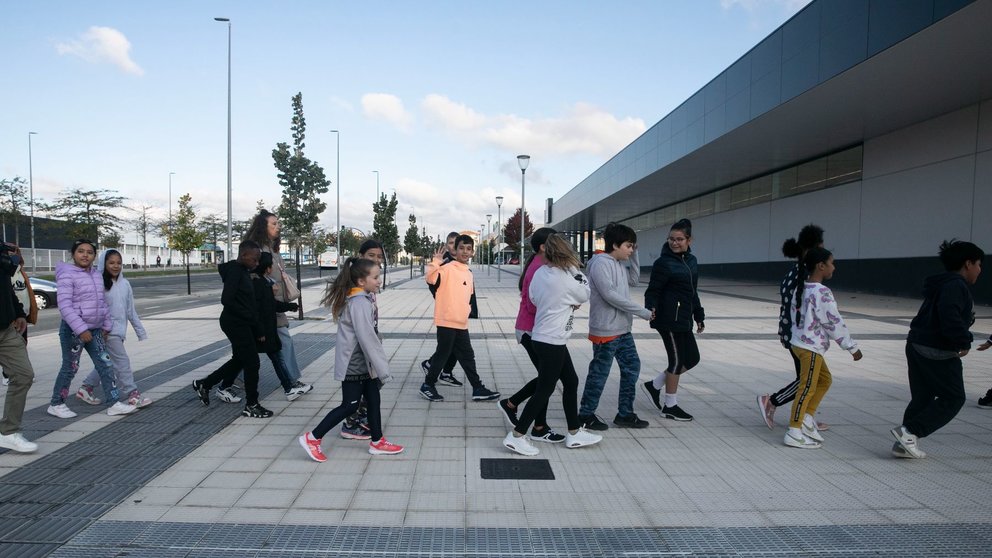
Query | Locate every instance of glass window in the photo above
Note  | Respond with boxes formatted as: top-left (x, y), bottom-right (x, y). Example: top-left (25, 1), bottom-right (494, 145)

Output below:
top-left (730, 182), bottom-right (751, 207)
top-left (715, 188), bottom-right (733, 212)
top-left (868, 0), bottom-right (932, 57)
top-left (796, 158), bottom-right (828, 193)
top-left (697, 193), bottom-right (715, 216)
top-left (771, 166), bottom-right (797, 199)
top-left (826, 145), bottom-right (863, 186)
top-left (750, 175), bottom-right (773, 203)
top-left (683, 196), bottom-right (700, 218)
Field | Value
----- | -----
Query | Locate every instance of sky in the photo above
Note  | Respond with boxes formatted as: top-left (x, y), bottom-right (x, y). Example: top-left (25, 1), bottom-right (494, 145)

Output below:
top-left (1, 0), bottom-right (810, 249)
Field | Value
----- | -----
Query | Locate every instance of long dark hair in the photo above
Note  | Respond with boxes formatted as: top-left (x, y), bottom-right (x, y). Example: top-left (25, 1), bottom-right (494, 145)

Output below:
top-left (102, 249), bottom-right (122, 291)
top-left (519, 227), bottom-right (557, 291)
top-left (782, 224), bottom-right (824, 259)
top-left (245, 210), bottom-right (278, 252)
top-left (321, 257), bottom-right (377, 320)
top-left (795, 247), bottom-right (833, 317)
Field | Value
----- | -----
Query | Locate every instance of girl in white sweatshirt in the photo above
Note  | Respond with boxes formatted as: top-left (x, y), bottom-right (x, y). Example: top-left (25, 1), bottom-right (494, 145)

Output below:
top-left (786, 247), bottom-right (862, 449)
top-left (502, 235), bottom-right (602, 456)
top-left (76, 249), bottom-right (151, 408)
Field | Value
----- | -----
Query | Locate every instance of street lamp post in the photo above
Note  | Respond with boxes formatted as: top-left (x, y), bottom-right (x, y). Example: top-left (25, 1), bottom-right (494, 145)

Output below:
top-left (517, 155), bottom-right (530, 276)
top-left (485, 213), bottom-right (492, 275)
top-left (372, 170), bottom-right (380, 201)
top-left (330, 130), bottom-right (340, 260)
top-left (214, 16), bottom-right (232, 261)
top-left (495, 195), bottom-right (503, 283)
top-left (27, 132), bottom-right (37, 272)
top-left (168, 171), bottom-right (175, 263)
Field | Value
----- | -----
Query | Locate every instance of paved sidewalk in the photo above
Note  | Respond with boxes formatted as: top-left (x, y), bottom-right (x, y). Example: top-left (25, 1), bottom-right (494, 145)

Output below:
top-left (1, 265), bottom-right (991, 557)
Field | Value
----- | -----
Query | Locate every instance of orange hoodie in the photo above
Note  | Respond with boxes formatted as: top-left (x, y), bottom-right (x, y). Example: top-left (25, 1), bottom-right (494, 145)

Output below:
top-left (425, 257), bottom-right (473, 329)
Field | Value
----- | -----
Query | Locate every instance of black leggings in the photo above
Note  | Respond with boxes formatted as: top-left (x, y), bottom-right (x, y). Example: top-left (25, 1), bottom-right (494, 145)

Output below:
top-left (507, 333), bottom-right (549, 428)
top-left (658, 329), bottom-right (700, 375)
top-left (312, 379), bottom-right (383, 441)
top-left (514, 341), bottom-right (579, 435)
top-left (769, 348), bottom-right (802, 407)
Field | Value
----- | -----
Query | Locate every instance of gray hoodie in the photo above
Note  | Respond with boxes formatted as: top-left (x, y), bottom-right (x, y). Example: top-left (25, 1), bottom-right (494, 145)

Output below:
top-left (96, 250), bottom-right (147, 341)
top-left (587, 251), bottom-right (651, 337)
top-left (333, 290), bottom-right (390, 383)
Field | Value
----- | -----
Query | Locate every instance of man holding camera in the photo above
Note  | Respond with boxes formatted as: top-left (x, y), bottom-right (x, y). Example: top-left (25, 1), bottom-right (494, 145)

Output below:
top-left (0, 244), bottom-right (37, 453)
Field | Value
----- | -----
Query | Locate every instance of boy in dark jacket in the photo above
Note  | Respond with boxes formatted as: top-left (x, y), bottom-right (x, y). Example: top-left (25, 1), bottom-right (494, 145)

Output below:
top-left (891, 240), bottom-right (984, 458)
top-left (192, 241), bottom-right (274, 418)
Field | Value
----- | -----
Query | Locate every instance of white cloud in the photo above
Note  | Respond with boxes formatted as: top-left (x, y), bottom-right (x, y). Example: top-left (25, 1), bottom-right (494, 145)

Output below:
top-left (421, 94), bottom-right (645, 157)
top-left (720, 0), bottom-right (810, 11)
top-left (56, 26), bottom-right (144, 76)
top-left (361, 93), bottom-right (412, 132)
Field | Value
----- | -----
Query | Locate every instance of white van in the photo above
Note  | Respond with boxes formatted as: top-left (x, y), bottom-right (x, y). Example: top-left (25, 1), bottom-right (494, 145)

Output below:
top-left (318, 248), bottom-right (339, 269)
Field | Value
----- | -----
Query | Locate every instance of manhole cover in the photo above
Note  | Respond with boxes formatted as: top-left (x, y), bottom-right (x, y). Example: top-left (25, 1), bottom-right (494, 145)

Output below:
top-left (480, 458), bottom-right (555, 480)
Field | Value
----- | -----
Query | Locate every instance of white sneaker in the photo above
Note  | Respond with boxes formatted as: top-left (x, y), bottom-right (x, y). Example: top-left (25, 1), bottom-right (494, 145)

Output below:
top-left (75, 387), bottom-right (101, 406)
top-left (0, 432), bottom-right (37, 453)
top-left (784, 430), bottom-right (821, 449)
top-left (107, 401), bottom-right (138, 416)
top-left (503, 431), bottom-right (539, 456)
top-left (47, 404), bottom-right (77, 419)
top-left (216, 388), bottom-right (242, 403)
top-left (565, 429), bottom-right (602, 449)
top-left (890, 425), bottom-right (926, 458)
top-left (801, 418), bottom-right (824, 443)
top-left (286, 382), bottom-right (312, 402)
top-left (2, 375), bottom-right (8, 387)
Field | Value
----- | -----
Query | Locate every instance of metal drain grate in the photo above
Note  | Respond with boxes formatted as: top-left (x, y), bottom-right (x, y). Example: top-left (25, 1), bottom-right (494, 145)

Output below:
top-left (480, 458), bottom-right (555, 480)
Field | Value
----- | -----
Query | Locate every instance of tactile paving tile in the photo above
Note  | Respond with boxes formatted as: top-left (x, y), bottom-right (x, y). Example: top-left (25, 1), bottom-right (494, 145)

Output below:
top-left (0, 542), bottom-right (63, 558)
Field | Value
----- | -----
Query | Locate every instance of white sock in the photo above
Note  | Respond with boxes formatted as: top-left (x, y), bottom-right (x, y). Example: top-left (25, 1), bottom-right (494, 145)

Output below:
top-left (664, 393), bottom-right (677, 408)
top-left (787, 426), bottom-right (803, 438)
top-left (652, 374), bottom-right (665, 390)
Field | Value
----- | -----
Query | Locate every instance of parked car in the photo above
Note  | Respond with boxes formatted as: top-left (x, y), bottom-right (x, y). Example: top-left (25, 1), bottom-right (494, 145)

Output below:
top-left (27, 277), bottom-right (58, 309)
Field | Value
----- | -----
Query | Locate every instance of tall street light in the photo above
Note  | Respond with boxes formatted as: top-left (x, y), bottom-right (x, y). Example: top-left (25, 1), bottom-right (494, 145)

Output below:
top-left (330, 130), bottom-right (340, 259)
top-left (168, 171), bottom-right (176, 264)
top-left (372, 170), bottom-right (380, 201)
top-left (517, 154), bottom-right (530, 276)
top-left (495, 195), bottom-right (503, 283)
top-left (215, 16), bottom-right (232, 261)
top-left (27, 132), bottom-right (37, 272)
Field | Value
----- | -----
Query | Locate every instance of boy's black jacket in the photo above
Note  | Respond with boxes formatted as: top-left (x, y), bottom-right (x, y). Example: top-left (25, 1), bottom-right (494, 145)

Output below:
top-left (252, 273), bottom-right (295, 353)
top-left (907, 272), bottom-right (975, 352)
top-left (644, 243), bottom-right (704, 332)
top-left (218, 260), bottom-right (262, 338)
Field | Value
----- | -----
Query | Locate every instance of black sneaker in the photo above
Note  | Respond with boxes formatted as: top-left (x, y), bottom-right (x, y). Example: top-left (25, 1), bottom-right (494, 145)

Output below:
top-left (662, 405), bottom-right (693, 422)
top-left (498, 399), bottom-right (519, 428)
top-left (191, 380), bottom-right (210, 406)
top-left (472, 386), bottom-right (500, 401)
top-left (420, 383), bottom-right (444, 402)
top-left (529, 427), bottom-right (566, 443)
top-left (641, 381), bottom-right (662, 410)
top-left (578, 414), bottom-right (609, 431)
top-left (979, 389), bottom-right (992, 409)
top-left (420, 359), bottom-right (431, 376)
top-left (438, 372), bottom-right (464, 387)
top-left (242, 403), bottom-right (273, 418)
top-left (614, 413), bottom-right (649, 428)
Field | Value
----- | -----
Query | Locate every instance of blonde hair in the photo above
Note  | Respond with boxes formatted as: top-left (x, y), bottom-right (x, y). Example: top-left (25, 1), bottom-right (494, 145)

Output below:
top-left (542, 234), bottom-right (579, 271)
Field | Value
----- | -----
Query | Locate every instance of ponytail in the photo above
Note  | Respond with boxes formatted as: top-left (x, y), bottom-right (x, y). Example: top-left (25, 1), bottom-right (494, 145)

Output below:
top-left (320, 257), bottom-right (376, 320)
top-left (795, 247), bottom-right (833, 322)
top-left (783, 224), bottom-right (824, 259)
top-left (519, 227), bottom-right (557, 291)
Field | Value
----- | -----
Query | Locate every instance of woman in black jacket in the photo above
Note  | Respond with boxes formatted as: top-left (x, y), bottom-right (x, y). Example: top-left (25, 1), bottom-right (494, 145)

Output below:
top-left (641, 219), bottom-right (704, 422)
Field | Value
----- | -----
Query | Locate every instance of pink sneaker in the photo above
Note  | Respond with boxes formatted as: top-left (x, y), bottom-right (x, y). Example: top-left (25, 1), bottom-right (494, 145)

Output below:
top-left (75, 386), bottom-right (101, 406)
top-left (127, 390), bottom-right (152, 408)
top-left (368, 437), bottom-right (404, 455)
top-left (756, 394), bottom-right (775, 429)
top-left (298, 432), bottom-right (327, 462)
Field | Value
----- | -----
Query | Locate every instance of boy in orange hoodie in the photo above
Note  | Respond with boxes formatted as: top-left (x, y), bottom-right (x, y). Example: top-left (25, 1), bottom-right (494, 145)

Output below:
top-left (419, 235), bottom-right (499, 402)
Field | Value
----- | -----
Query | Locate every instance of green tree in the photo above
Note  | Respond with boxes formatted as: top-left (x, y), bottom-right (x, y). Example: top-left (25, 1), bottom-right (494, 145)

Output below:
top-left (272, 92), bottom-right (329, 318)
top-left (403, 213), bottom-right (422, 267)
top-left (170, 193), bottom-right (208, 294)
top-left (0, 177), bottom-right (29, 245)
top-left (419, 227), bottom-right (433, 257)
top-left (198, 213), bottom-right (226, 253)
top-left (129, 204), bottom-right (155, 268)
top-left (40, 187), bottom-right (127, 242)
top-left (339, 227), bottom-right (362, 255)
top-left (371, 192), bottom-right (400, 264)
top-left (102, 231), bottom-right (122, 248)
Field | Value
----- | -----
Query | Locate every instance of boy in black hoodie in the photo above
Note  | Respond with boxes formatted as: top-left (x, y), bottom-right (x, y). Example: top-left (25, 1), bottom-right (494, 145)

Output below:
top-left (192, 241), bottom-right (274, 418)
top-left (891, 240), bottom-right (984, 458)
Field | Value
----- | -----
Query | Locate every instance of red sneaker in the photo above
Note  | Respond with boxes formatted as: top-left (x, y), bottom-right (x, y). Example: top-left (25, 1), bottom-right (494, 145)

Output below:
top-left (298, 432), bottom-right (327, 462)
top-left (368, 437), bottom-right (404, 455)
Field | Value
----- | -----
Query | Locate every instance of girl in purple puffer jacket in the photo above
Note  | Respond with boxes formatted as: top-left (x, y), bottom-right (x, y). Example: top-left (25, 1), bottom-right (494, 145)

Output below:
top-left (47, 240), bottom-right (138, 419)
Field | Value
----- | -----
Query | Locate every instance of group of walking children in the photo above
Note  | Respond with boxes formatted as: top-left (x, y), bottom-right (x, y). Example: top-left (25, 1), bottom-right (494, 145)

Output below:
top-left (48, 240), bottom-right (150, 419)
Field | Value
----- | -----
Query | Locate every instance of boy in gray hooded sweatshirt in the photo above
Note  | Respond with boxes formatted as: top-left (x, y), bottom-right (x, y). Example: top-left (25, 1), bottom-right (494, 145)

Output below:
top-left (578, 223), bottom-right (654, 430)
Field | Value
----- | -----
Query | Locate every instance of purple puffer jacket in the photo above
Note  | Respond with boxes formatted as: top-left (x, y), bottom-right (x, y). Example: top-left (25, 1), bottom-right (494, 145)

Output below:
top-left (56, 262), bottom-right (111, 335)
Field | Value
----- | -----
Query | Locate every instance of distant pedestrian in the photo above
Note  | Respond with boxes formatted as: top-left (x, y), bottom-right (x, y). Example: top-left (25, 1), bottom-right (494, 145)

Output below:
top-left (76, 250), bottom-right (152, 409)
top-left (757, 224), bottom-right (831, 430)
top-left (156, 255), bottom-right (161, 268)
top-left (502, 234), bottom-right (601, 456)
top-left (0, 243), bottom-right (38, 453)
top-left (574, 223), bottom-right (653, 431)
top-left (891, 240), bottom-right (982, 458)
top-left (418, 235), bottom-right (499, 402)
top-left (48, 239), bottom-right (138, 418)
top-left (1, 245), bottom-right (37, 387)
top-left (643, 219), bottom-right (704, 422)
top-left (299, 257), bottom-right (404, 462)
top-left (785, 247), bottom-right (861, 449)
top-left (977, 334), bottom-right (992, 408)
top-left (340, 239), bottom-right (386, 441)
top-left (191, 241), bottom-right (273, 418)
top-left (498, 227), bottom-right (567, 443)
top-left (420, 231), bottom-right (465, 387)
top-left (131, 257), bottom-right (138, 269)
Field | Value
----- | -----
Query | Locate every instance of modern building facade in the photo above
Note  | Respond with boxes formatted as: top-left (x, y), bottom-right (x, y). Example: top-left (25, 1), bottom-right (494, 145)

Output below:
top-left (551, 0), bottom-right (992, 303)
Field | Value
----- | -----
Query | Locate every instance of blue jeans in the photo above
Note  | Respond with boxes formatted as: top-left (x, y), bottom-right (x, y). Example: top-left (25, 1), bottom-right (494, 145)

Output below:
top-left (51, 321), bottom-right (119, 407)
top-left (579, 333), bottom-right (640, 417)
top-left (277, 326), bottom-right (301, 382)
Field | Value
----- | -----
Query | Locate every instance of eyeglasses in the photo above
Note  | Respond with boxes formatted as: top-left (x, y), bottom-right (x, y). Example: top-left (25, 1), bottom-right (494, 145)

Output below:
top-left (667, 236), bottom-right (688, 243)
